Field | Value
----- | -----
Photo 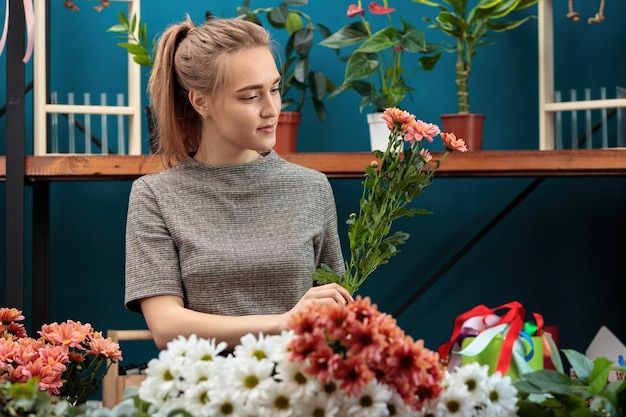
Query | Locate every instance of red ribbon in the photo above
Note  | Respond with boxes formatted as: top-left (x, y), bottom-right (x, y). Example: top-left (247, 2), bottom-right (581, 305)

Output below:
top-left (439, 301), bottom-right (526, 374)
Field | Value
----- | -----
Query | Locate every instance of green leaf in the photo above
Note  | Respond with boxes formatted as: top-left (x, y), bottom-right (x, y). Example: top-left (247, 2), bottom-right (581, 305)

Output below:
top-left (517, 369), bottom-right (575, 395)
top-left (345, 53), bottom-right (379, 82)
top-left (399, 26), bottom-right (427, 53)
top-left (319, 22), bottom-right (369, 49)
top-left (490, 0), bottom-right (524, 19)
top-left (106, 24), bottom-right (128, 34)
top-left (285, 0), bottom-right (308, 5)
top-left (488, 16), bottom-right (532, 32)
top-left (419, 51), bottom-right (442, 70)
top-left (285, 11), bottom-right (304, 34)
top-left (267, 3), bottom-right (290, 27)
top-left (294, 58), bottom-right (308, 83)
top-left (587, 356), bottom-right (612, 395)
top-left (312, 264), bottom-right (344, 286)
top-left (312, 97), bottom-right (327, 121)
top-left (564, 349), bottom-right (594, 380)
top-left (309, 71), bottom-right (328, 100)
top-left (326, 82), bottom-right (351, 100)
top-left (515, 400), bottom-right (554, 417)
top-left (292, 28), bottom-right (314, 55)
top-left (552, 393), bottom-right (593, 414)
top-left (355, 27), bottom-right (396, 54)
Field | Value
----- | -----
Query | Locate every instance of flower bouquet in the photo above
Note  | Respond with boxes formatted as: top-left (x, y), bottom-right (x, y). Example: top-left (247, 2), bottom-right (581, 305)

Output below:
top-left (109, 296), bottom-right (527, 417)
top-left (313, 107), bottom-right (467, 295)
top-left (130, 296), bottom-right (445, 417)
top-left (0, 307), bottom-right (123, 405)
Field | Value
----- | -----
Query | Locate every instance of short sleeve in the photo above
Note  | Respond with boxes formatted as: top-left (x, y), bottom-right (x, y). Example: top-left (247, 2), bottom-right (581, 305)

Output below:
top-left (124, 178), bottom-right (184, 313)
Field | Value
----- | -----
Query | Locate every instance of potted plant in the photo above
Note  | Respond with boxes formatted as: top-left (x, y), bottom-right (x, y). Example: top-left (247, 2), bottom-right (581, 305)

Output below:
top-left (411, 0), bottom-right (539, 150)
top-left (317, 0), bottom-right (441, 150)
top-left (236, 0), bottom-right (335, 153)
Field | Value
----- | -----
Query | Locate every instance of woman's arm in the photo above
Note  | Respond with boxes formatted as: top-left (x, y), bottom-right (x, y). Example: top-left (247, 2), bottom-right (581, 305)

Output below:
top-left (141, 282), bottom-right (352, 350)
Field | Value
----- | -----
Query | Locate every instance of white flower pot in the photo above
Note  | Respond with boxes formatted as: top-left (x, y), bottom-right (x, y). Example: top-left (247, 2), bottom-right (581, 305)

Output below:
top-left (367, 112), bottom-right (389, 152)
top-left (367, 112), bottom-right (404, 152)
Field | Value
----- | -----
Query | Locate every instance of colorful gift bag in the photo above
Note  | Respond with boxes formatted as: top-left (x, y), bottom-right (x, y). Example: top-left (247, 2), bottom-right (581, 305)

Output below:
top-left (460, 334), bottom-right (544, 379)
top-left (439, 301), bottom-right (557, 379)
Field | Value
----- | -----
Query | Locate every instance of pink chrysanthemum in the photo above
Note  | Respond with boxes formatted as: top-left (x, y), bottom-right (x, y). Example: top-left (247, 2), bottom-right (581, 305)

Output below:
top-left (39, 320), bottom-right (93, 349)
top-left (87, 332), bottom-right (123, 360)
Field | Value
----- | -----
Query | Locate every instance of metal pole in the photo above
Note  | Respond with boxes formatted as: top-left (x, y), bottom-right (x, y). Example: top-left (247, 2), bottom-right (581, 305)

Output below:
top-left (5, 0), bottom-right (26, 308)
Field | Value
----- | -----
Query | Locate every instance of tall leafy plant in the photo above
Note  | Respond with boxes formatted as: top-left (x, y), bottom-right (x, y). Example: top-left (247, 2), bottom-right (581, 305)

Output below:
top-left (413, 0), bottom-right (538, 114)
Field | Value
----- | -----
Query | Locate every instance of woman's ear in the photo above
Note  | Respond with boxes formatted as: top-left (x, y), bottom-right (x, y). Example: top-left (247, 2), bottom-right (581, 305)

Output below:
top-left (188, 90), bottom-right (209, 119)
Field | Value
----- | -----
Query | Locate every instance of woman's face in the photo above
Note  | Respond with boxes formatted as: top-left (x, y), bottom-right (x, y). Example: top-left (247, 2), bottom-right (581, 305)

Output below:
top-left (204, 46), bottom-right (282, 156)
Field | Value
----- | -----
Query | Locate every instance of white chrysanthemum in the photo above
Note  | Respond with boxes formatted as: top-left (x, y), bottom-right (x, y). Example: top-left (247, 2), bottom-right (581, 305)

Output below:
top-left (414, 399), bottom-right (438, 417)
top-left (434, 383), bottom-right (474, 417)
top-left (257, 379), bottom-right (296, 417)
top-left (183, 380), bottom-right (213, 417)
top-left (345, 380), bottom-right (393, 417)
top-left (235, 332), bottom-right (288, 363)
top-left (206, 384), bottom-right (246, 417)
top-left (386, 390), bottom-right (414, 417)
top-left (139, 355), bottom-right (188, 405)
top-left (184, 335), bottom-right (229, 363)
top-left (293, 391), bottom-right (341, 417)
top-left (227, 355), bottom-right (276, 403)
top-left (164, 334), bottom-right (204, 361)
top-left (483, 372), bottom-right (518, 417)
top-left (446, 362), bottom-right (489, 407)
top-left (268, 330), bottom-right (296, 363)
top-left (274, 357), bottom-right (318, 398)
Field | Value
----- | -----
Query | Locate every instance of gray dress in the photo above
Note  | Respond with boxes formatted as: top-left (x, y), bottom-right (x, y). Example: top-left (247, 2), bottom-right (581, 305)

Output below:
top-left (125, 150), bottom-right (345, 316)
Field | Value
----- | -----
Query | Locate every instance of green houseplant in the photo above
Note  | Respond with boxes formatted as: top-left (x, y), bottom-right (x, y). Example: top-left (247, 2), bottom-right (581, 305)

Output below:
top-left (412, 0), bottom-right (538, 149)
top-left (317, 1), bottom-right (441, 150)
top-left (515, 349), bottom-right (626, 416)
top-left (319, 1), bottom-right (441, 113)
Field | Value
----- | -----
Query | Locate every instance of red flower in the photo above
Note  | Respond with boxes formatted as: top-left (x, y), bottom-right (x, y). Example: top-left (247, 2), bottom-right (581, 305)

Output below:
top-left (347, 4), bottom-right (365, 18)
top-left (368, 1), bottom-right (396, 14)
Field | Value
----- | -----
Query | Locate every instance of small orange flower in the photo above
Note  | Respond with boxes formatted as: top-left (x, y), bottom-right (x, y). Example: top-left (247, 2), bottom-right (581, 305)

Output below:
top-left (69, 351), bottom-right (86, 363)
top-left (334, 355), bottom-right (375, 397)
top-left (441, 132), bottom-right (468, 152)
top-left (406, 119), bottom-right (441, 144)
top-left (22, 357), bottom-right (65, 395)
top-left (39, 320), bottom-right (93, 349)
top-left (0, 307), bottom-right (25, 323)
top-left (420, 148), bottom-right (433, 163)
top-left (38, 344), bottom-right (70, 372)
top-left (381, 107), bottom-right (415, 132)
top-left (88, 335), bottom-right (123, 361)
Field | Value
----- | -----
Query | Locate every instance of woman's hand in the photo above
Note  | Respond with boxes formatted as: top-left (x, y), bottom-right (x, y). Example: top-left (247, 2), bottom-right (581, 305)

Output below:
top-left (279, 283), bottom-right (353, 329)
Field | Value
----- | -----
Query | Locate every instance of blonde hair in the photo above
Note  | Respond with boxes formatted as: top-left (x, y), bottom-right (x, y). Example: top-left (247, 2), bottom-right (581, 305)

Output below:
top-left (148, 16), bottom-right (272, 166)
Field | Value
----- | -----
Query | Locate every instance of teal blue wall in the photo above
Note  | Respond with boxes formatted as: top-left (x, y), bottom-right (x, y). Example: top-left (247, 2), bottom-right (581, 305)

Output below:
top-left (1, 0), bottom-right (625, 365)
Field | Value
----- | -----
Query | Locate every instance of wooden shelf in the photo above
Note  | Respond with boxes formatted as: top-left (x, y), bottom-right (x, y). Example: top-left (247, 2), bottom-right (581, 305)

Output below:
top-left (1, 149), bottom-right (626, 182)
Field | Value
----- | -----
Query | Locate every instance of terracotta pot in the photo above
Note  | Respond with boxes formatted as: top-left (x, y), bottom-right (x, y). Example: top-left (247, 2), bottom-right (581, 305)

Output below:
top-left (275, 111), bottom-right (301, 154)
top-left (440, 113), bottom-right (486, 151)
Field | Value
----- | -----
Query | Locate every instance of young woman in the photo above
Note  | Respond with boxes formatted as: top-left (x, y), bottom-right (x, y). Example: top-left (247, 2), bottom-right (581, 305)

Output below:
top-left (124, 16), bottom-right (351, 350)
